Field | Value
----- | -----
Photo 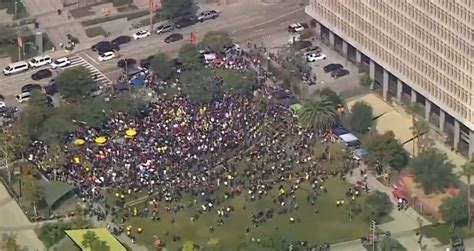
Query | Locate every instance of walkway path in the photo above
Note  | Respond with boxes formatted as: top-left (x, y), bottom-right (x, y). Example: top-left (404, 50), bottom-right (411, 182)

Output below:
top-left (0, 183), bottom-right (44, 251)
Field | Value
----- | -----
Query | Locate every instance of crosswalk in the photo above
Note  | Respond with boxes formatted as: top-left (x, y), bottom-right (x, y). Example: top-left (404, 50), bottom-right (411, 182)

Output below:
top-left (62, 54), bottom-right (112, 87)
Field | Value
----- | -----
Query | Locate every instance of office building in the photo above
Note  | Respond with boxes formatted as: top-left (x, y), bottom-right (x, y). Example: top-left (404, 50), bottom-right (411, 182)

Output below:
top-left (306, 0), bottom-right (473, 157)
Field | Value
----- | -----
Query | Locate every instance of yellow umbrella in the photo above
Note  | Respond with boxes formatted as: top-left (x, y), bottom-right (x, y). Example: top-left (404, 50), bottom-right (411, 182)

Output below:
top-left (125, 128), bottom-right (137, 137)
top-left (95, 136), bottom-right (107, 144)
top-left (74, 139), bottom-right (85, 146)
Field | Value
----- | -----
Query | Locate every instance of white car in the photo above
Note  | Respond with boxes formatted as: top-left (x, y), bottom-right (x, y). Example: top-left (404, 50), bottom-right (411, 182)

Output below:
top-left (288, 23), bottom-right (307, 33)
top-left (133, 30), bottom-right (151, 40)
top-left (50, 57), bottom-right (71, 69)
top-left (98, 51), bottom-right (116, 62)
top-left (29, 55), bottom-right (52, 68)
top-left (306, 53), bottom-right (327, 62)
top-left (0, 101), bottom-right (6, 109)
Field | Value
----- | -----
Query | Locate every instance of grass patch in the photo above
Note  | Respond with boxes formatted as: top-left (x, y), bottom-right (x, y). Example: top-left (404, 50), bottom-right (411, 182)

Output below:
top-left (81, 10), bottom-right (149, 26)
top-left (422, 223), bottom-right (474, 245)
top-left (111, 0), bottom-right (133, 6)
top-left (131, 11), bottom-right (164, 28)
top-left (125, 177), bottom-right (371, 250)
top-left (85, 26), bottom-right (109, 38)
top-left (0, 0), bottom-right (28, 20)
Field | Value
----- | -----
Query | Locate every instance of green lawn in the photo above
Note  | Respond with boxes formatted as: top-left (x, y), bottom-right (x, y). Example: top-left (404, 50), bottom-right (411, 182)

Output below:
top-left (126, 177), bottom-right (371, 250)
top-left (423, 223), bottom-right (474, 245)
top-left (0, 0), bottom-right (28, 19)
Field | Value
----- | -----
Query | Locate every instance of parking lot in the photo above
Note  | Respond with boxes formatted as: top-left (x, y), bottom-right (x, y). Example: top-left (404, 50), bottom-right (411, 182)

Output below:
top-left (302, 39), bottom-right (366, 99)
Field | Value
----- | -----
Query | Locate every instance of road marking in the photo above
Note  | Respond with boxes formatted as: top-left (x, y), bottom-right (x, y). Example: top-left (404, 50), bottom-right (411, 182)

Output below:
top-left (81, 52), bottom-right (99, 65)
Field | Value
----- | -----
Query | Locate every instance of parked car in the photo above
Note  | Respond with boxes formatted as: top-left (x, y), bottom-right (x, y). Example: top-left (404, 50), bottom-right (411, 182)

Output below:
top-left (31, 69), bottom-right (52, 80)
top-left (306, 53), bottom-right (326, 62)
top-left (50, 57), bottom-right (71, 69)
top-left (98, 51), bottom-right (116, 62)
top-left (21, 83), bottom-right (42, 93)
top-left (164, 33), bottom-right (183, 43)
top-left (303, 46), bottom-right (321, 55)
top-left (156, 23), bottom-right (174, 34)
top-left (331, 68), bottom-right (350, 78)
top-left (198, 10), bottom-right (219, 22)
top-left (91, 41), bottom-right (119, 53)
top-left (28, 55), bottom-right (52, 68)
top-left (117, 58), bottom-right (137, 68)
top-left (287, 23), bottom-right (308, 33)
top-left (174, 16), bottom-right (197, 29)
top-left (323, 63), bottom-right (343, 73)
top-left (16, 92), bottom-right (31, 103)
top-left (133, 30), bottom-right (151, 40)
top-left (111, 36), bottom-right (131, 46)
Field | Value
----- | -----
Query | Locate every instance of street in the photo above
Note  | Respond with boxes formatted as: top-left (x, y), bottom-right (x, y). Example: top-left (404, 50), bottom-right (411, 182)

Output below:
top-left (0, 1), bottom-right (306, 106)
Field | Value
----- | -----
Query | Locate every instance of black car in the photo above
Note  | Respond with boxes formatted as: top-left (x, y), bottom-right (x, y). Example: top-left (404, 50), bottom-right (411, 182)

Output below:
top-left (117, 58), bottom-right (137, 68)
top-left (111, 36), bottom-right (131, 46)
top-left (140, 55), bottom-right (154, 69)
top-left (331, 68), bottom-right (350, 78)
top-left (292, 40), bottom-right (312, 50)
top-left (174, 16), bottom-right (197, 29)
top-left (91, 41), bottom-right (119, 53)
top-left (164, 33), bottom-right (183, 43)
top-left (323, 63), bottom-right (343, 73)
top-left (21, 83), bottom-right (42, 93)
top-left (31, 69), bottom-right (52, 80)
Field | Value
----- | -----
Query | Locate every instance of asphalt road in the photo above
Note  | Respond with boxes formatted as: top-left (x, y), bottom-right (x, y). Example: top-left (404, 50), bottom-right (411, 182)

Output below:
top-left (0, 1), bottom-right (306, 103)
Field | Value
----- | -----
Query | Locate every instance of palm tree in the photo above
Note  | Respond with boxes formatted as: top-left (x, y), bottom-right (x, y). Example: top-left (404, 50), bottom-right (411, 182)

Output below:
top-left (406, 102), bottom-right (423, 156)
top-left (82, 231), bottom-right (99, 249)
top-left (461, 162), bottom-right (474, 229)
top-left (20, 174), bottom-right (42, 216)
top-left (299, 95), bottom-right (336, 131)
top-left (411, 119), bottom-right (430, 154)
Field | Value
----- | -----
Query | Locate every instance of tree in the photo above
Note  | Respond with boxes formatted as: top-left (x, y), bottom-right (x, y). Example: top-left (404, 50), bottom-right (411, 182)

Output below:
top-left (0, 233), bottom-right (20, 251)
top-left (298, 95), bottom-right (336, 131)
top-left (150, 52), bottom-right (173, 80)
top-left (379, 235), bottom-right (406, 251)
top-left (56, 66), bottom-right (96, 101)
top-left (363, 131), bottom-right (408, 171)
top-left (0, 132), bottom-right (16, 184)
top-left (0, 25), bottom-right (16, 45)
top-left (315, 88), bottom-right (343, 109)
top-left (440, 193), bottom-right (468, 226)
top-left (20, 174), bottom-right (43, 216)
top-left (411, 119), bottom-right (430, 154)
top-left (460, 162), bottom-right (474, 229)
top-left (181, 68), bottom-right (221, 103)
top-left (348, 101), bottom-right (373, 134)
top-left (406, 102), bottom-right (424, 156)
top-left (359, 74), bottom-right (373, 87)
top-left (82, 231), bottom-right (99, 249)
top-left (200, 31), bottom-right (233, 54)
top-left (410, 148), bottom-right (458, 194)
top-left (179, 43), bottom-right (203, 70)
top-left (364, 191), bottom-right (393, 222)
top-left (38, 223), bottom-right (70, 248)
top-left (215, 69), bottom-right (256, 95)
top-left (161, 0), bottom-right (194, 18)
top-left (39, 106), bottom-right (77, 142)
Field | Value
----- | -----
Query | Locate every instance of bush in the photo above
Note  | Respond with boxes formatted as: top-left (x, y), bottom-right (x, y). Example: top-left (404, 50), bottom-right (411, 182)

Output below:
top-left (38, 223), bottom-right (71, 248)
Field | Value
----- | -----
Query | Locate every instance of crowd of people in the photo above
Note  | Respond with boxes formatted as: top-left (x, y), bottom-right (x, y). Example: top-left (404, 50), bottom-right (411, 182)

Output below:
top-left (30, 43), bottom-right (363, 250)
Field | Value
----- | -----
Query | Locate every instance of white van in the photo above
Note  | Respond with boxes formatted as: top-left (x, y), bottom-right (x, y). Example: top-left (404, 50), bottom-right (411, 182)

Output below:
top-left (16, 92), bottom-right (31, 103)
top-left (29, 55), bottom-right (52, 68)
top-left (3, 61), bottom-right (29, 75)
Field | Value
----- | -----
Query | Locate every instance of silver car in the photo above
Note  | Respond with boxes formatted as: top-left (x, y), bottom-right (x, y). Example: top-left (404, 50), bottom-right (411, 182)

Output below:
top-left (156, 23), bottom-right (174, 34)
top-left (198, 10), bottom-right (219, 22)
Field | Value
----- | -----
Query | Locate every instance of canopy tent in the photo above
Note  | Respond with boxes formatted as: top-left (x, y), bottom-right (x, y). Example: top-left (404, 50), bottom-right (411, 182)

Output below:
top-left (125, 128), bottom-right (137, 137)
top-left (95, 136), bottom-right (107, 145)
top-left (339, 133), bottom-right (359, 143)
top-left (73, 139), bottom-right (85, 146)
top-left (290, 103), bottom-right (302, 112)
top-left (38, 181), bottom-right (74, 209)
top-left (278, 96), bottom-right (297, 108)
top-left (66, 228), bottom-right (126, 251)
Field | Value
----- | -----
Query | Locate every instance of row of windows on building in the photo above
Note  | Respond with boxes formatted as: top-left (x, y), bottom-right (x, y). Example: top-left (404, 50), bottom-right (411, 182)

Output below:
top-left (329, 1), bottom-right (471, 75)
top-left (311, 2), bottom-right (471, 122)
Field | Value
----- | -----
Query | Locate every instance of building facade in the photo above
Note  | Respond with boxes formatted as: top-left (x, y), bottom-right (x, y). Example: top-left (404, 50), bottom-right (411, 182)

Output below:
top-left (306, 0), bottom-right (474, 157)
